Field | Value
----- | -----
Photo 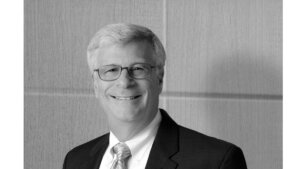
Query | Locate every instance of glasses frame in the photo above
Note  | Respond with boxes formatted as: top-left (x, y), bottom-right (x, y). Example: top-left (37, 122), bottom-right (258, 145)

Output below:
top-left (93, 63), bottom-right (156, 81)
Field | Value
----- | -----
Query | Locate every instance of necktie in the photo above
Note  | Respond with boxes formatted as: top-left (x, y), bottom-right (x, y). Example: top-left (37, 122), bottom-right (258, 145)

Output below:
top-left (111, 142), bottom-right (131, 169)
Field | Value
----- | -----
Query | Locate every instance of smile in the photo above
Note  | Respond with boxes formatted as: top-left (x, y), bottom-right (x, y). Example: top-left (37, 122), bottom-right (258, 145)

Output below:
top-left (110, 95), bottom-right (141, 100)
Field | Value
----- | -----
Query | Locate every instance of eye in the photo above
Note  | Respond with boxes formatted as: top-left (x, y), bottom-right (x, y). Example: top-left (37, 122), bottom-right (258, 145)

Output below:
top-left (101, 66), bottom-right (120, 76)
top-left (130, 66), bottom-right (148, 77)
top-left (105, 67), bottom-right (119, 73)
top-left (132, 66), bottom-right (145, 71)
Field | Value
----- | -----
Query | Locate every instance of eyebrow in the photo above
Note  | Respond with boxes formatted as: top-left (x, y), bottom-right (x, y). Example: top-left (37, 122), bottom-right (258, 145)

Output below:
top-left (102, 62), bottom-right (151, 67)
top-left (102, 64), bottom-right (119, 67)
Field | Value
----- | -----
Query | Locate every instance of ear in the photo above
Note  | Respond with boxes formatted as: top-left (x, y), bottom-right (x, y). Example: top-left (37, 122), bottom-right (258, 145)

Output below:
top-left (157, 71), bottom-right (164, 94)
top-left (158, 78), bottom-right (163, 94)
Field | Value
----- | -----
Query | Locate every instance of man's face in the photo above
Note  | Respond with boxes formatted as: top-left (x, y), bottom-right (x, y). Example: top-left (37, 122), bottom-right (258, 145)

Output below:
top-left (93, 41), bottom-right (162, 127)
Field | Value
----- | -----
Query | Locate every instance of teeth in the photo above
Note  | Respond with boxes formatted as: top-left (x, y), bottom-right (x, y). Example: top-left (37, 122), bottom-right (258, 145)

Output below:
top-left (112, 96), bottom-right (139, 100)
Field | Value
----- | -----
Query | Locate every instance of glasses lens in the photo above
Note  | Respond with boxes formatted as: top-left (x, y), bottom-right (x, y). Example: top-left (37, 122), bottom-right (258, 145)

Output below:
top-left (97, 64), bottom-right (154, 81)
top-left (99, 65), bottom-right (121, 80)
top-left (129, 64), bottom-right (151, 79)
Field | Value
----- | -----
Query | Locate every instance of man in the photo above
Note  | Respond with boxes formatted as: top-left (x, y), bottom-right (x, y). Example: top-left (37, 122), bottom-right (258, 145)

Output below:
top-left (63, 23), bottom-right (247, 169)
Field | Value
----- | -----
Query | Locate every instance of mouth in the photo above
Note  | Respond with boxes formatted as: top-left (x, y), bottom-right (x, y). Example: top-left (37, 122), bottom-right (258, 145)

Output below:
top-left (110, 95), bottom-right (142, 100)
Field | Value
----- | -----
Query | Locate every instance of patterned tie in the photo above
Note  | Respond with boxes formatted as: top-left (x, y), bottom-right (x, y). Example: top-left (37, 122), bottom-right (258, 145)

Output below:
top-left (110, 142), bottom-right (132, 169)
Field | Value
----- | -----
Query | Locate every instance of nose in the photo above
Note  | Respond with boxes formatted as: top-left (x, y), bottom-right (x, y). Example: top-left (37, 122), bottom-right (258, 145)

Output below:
top-left (116, 69), bottom-right (135, 88)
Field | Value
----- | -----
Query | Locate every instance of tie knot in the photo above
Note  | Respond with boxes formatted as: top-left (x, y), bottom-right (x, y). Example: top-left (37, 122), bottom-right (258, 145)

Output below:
top-left (112, 142), bottom-right (131, 161)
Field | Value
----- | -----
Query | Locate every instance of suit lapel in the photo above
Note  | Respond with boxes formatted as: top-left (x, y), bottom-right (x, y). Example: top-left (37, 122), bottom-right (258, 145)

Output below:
top-left (145, 109), bottom-right (179, 169)
top-left (80, 133), bottom-right (109, 169)
top-left (79, 109), bottom-right (179, 169)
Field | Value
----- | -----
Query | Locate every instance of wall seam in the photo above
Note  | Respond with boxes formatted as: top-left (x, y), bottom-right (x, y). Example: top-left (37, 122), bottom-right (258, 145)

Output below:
top-left (162, 0), bottom-right (168, 109)
top-left (24, 90), bottom-right (282, 101)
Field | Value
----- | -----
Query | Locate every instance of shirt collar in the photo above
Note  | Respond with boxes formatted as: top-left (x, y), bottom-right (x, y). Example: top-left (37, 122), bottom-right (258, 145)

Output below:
top-left (108, 109), bottom-right (162, 159)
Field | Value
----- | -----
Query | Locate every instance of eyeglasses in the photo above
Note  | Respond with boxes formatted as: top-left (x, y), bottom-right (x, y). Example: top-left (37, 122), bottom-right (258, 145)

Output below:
top-left (94, 63), bottom-right (156, 81)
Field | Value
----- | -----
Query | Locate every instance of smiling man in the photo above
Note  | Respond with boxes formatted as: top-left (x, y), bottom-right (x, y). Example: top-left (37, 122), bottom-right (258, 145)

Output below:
top-left (63, 23), bottom-right (247, 169)
top-left (92, 40), bottom-right (162, 143)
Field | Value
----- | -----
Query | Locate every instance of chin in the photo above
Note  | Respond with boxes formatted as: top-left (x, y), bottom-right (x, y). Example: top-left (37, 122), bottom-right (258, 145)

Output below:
top-left (111, 106), bottom-right (144, 122)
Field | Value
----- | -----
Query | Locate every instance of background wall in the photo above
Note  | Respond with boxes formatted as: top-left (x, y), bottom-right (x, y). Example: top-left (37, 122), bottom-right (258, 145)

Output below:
top-left (25, 0), bottom-right (282, 169)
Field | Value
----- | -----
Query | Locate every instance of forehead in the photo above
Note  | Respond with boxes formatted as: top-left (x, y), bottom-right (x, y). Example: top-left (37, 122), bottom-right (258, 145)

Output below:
top-left (95, 41), bottom-right (155, 67)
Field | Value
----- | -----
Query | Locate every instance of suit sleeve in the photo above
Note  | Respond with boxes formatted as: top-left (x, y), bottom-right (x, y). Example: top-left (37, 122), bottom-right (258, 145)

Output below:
top-left (219, 146), bottom-right (247, 169)
top-left (62, 152), bottom-right (69, 169)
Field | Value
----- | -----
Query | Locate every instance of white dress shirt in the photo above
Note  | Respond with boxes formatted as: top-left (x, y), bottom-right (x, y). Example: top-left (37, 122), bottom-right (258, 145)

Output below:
top-left (99, 110), bottom-right (162, 169)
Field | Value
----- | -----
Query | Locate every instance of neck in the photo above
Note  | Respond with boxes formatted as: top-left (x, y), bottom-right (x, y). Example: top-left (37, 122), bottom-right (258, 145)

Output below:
top-left (110, 124), bottom-right (140, 142)
top-left (109, 112), bottom-right (157, 142)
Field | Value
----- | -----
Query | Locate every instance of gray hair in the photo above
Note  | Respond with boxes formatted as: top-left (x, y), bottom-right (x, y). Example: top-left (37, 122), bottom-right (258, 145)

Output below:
top-left (87, 23), bottom-right (166, 79)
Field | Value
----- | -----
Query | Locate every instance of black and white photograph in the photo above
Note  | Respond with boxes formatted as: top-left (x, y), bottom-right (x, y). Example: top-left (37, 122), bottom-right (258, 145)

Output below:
top-left (23, 0), bottom-right (282, 169)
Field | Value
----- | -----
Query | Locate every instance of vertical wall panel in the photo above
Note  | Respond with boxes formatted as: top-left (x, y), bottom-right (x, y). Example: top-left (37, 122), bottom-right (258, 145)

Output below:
top-left (25, 0), bottom-right (164, 169)
top-left (165, 0), bottom-right (281, 169)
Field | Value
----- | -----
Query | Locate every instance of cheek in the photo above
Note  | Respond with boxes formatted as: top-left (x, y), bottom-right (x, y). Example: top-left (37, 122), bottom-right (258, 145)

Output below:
top-left (145, 80), bottom-right (161, 99)
top-left (151, 76), bottom-right (161, 91)
top-left (95, 81), bottom-right (110, 99)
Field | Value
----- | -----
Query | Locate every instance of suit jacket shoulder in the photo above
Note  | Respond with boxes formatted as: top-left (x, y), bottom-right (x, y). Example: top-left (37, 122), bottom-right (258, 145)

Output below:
top-left (178, 125), bottom-right (236, 154)
top-left (145, 109), bottom-right (247, 169)
top-left (63, 133), bottom-right (109, 169)
top-left (175, 125), bottom-right (247, 169)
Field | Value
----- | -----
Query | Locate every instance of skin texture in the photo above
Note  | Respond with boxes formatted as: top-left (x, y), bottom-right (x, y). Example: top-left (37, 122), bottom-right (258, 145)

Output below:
top-left (93, 41), bottom-right (163, 141)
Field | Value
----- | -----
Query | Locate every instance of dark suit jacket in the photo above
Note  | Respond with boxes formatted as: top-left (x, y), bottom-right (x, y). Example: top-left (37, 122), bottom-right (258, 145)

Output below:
top-left (63, 109), bottom-right (247, 169)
